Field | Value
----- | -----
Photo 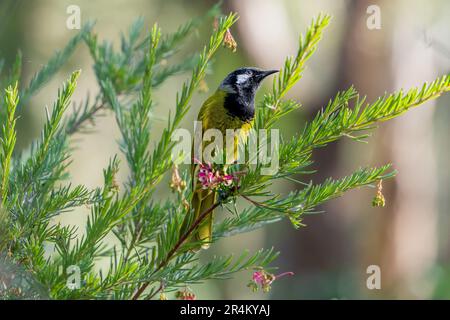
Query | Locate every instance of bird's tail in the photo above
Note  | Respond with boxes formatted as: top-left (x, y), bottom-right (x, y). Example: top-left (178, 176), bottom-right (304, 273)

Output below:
top-left (180, 164), bottom-right (216, 250)
top-left (191, 188), bottom-right (216, 249)
top-left (181, 135), bottom-right (239, 250)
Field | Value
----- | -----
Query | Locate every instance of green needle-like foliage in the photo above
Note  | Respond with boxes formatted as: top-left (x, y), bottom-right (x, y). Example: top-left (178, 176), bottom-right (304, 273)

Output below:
top-left (22, 23), bottom-right (93, 104)
top-left (0, 83), bottom-right (18, 206)
top-left (0, 9), bottom-right (448, 300)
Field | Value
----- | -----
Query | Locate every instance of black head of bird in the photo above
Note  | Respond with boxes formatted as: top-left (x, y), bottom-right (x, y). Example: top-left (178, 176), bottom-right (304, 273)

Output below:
top-left (219, 67), bottom-right (278, 121)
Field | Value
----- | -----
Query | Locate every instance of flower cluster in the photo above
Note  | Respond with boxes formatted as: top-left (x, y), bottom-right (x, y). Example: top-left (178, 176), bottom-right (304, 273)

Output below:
top-left (223, 28), bottom-right (237, 52)
top-left (159, 292), bottom-right (167, 300)
top-left (170, 164), bottom-right (186, 193)
top-left (248, 269), bottom-right (294, 293)
top-left (372, 179), bottom-right (386, 207)
top-left (213, 16), bottom-right (237, 52)
top-left (175, 287), bottom-right (196, 300)
top-left (196, 160), bottom-right (236, 191)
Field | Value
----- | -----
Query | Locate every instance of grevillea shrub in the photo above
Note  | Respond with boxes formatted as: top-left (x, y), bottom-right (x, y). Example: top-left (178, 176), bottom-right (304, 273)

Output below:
top-left (0, 8), bottom-right (449, 299)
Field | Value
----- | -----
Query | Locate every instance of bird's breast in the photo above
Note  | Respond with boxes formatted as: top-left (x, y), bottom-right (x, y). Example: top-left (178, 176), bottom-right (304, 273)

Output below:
top-left (200, 90), bottom-right (254, 134)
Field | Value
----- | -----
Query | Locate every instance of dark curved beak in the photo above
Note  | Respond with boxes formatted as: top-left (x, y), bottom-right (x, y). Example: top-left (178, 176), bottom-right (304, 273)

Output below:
top-left (256, 69), bottom-right (279, 82)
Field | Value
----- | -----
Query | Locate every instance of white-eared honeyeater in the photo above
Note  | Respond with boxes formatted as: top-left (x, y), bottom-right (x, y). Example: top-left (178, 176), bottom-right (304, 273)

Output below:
top-left (183, 67), bottom-right (278, 250)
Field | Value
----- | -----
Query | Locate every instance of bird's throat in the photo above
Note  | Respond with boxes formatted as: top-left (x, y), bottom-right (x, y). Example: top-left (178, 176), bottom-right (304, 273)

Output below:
top-left (223, 91), bottom-right (255, 122)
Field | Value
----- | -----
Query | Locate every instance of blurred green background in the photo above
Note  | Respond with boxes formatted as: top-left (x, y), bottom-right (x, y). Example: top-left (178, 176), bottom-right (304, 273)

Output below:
top-left (1, 0), bottom-right (449, 299)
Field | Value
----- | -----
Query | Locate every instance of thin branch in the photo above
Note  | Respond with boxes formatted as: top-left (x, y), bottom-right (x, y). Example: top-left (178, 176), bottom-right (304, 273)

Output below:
top-left (132, 201), bottom-right (221, 300)
top-left (65, 100), bottom-right (107, 135)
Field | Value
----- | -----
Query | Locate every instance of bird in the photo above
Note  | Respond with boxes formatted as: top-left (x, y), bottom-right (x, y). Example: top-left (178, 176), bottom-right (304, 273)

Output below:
top-left (182, 67), bottom-right (278, 250)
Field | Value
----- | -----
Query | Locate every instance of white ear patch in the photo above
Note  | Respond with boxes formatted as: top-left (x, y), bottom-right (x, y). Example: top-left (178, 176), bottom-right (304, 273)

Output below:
top-left (236, 74), bottom-right (250, 84)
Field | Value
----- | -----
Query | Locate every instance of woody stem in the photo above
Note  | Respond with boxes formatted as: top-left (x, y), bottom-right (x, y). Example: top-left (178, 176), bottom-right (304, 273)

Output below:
top-left (132, 201), bottom-right (221, 300)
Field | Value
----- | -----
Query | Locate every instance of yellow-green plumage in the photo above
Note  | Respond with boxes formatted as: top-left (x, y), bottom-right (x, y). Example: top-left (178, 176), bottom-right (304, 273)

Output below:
top-left (191, 90), bottom-right (252, 249)
top-left (198, 90), bottom-right (253, 136)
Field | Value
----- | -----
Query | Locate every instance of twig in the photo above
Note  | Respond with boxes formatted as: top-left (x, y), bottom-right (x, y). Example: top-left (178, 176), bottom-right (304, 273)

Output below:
top-left (66, 100), bottom-right (107, 135)
top-left (241, 194), bottom-right (274, 210)
top-left (146, 282), bottom-right (164, 300)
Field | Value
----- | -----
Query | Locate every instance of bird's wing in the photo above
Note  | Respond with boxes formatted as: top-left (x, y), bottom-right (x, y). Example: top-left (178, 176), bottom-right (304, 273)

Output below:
top-left (184, 91), bottom-right (227, 249)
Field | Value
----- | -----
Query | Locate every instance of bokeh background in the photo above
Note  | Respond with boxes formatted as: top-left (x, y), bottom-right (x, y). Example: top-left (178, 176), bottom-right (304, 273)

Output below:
top-left (1, 0), bottom-right (449, 299)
